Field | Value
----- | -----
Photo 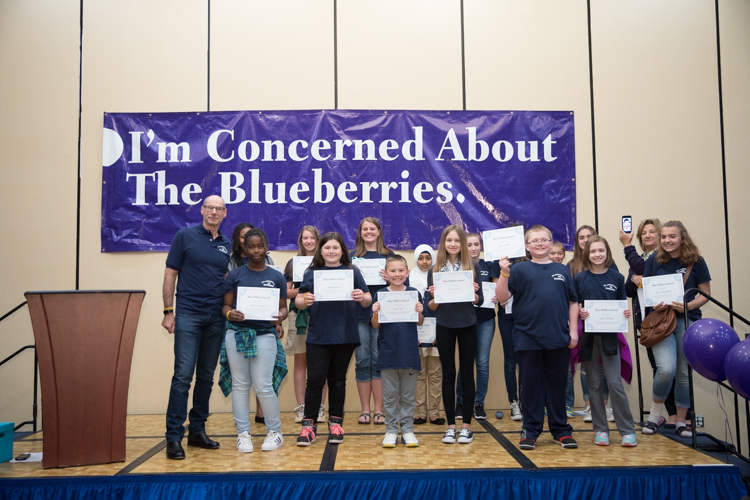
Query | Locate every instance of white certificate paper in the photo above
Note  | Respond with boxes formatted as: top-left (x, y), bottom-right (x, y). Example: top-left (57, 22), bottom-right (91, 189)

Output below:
top-left (433, 271), bottom-right (474, 304)
top-left (504, 295), bottom-right (513, 314)
top-left (236, 286), bottom-right (280, 321)
top-left (480, 282), bottom-right (496, 309)
top-left (314, 270), bottom-right (354, 301)
top-left (377, 291), bottom-right (419, 323)
top-left (642, 274), bottom-right (684, 307)
top-left (353, 258), bottom-right (386, 286)
top-left (418, 317), bottom-right (437, 345)
top-left (483, 227), bottom-right (526, 261)
top-left (293, 256), bottom-right (314, 282)
top-left (269, 265), bottom-right (284, 275)
top-left (584, 300), bottom-right (628, 333)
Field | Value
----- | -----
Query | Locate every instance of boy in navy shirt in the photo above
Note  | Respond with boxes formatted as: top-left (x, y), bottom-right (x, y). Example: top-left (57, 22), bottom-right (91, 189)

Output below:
top-left (371, 255), bottom-right (424, 448)
top-left (496, 225), bottom-right (579, 450)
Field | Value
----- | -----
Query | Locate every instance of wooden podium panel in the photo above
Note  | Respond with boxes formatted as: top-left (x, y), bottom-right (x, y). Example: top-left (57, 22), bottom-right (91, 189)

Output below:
top-left (25, 290), bottom-right (145, 469)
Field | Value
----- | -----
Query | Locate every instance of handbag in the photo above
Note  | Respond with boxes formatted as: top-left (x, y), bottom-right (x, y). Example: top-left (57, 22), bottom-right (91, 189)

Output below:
top-left (638, 263), bottom-right (693, 348)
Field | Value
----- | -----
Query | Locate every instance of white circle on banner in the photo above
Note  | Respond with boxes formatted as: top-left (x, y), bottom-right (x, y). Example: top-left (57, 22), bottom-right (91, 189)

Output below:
top-left (102, 128), bottom-right (124, 167)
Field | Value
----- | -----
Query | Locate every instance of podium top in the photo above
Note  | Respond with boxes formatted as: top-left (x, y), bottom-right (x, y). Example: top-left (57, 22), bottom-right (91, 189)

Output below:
top-left (25, 290), bottom-right (146, 296)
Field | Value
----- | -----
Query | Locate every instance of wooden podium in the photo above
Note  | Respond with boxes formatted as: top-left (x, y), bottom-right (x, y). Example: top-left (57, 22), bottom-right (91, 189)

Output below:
top-left (25, 290), bottom-right (145, 468)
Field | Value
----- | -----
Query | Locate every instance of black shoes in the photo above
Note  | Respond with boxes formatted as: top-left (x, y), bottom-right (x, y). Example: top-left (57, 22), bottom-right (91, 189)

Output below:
top-left (187, 431), bottom-right (220, 449)
top-left (166, 440), bottom-right (185, 460)
top-left (414, 417), bottom-right (427, 425)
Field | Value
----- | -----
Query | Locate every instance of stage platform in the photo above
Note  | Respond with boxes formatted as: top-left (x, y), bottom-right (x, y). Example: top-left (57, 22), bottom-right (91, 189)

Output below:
top-left (0, 412), bottom-right (746, 499)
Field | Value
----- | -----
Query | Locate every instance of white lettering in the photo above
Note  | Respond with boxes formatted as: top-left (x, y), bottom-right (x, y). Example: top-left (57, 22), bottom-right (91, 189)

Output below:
top-left (289, 140), bottom-right (309, 162)
top-left (181, 183), bottom-right (202, 205)
top-left (353, 140), bottom-right (376, 160)
top-left (220, 172), bottom-right (245, 204)
top-left (543, 134), bottom-right (557, 161)
top-left (491, 140), bottom-right (513, 162)
top-left (436, 182), bottom-right (453, 203)
top-left (402, 127), bottom-right (424, 161)
top-left (379, 139), bottom-right (399, 161)
top-left (313, 168), bottom-right (334, 203)
top-left (238, 140), bottom-right (259, 162)
top-left (413, 182), bottom-right (433, 203)
top-left (157, 142), bottom-right (191, 163)
top-left (311, 140), bottom-right (331, 161)
top-left (126, 173), bottom-right (155, 205)
top-left (264, 183), bottom-right (287, 203)
top-left (207, 129), bottom-right (234, 162)
top-left (290, 181), bottom-right (310, 203)
top-left (156, 170), bottom-right (178, 205)
top-left (248, 169), bottom-right (260, 204)
top-left (129, 131), bottom-right (143, 163)
top-left (517, 140), bottom-right (539, 162)
top-left (334, 139), bottom-right (353, 160)
top-left (379, 182), bottom-right (399, 203)
top-left (262, 140), bottom-right (285, 161)
top-left (467, 127), bottom-right (489, 161)
top-left (337, 181), bottom-right (357, 203)
top-left (435, 129), bottom-right (466, 161)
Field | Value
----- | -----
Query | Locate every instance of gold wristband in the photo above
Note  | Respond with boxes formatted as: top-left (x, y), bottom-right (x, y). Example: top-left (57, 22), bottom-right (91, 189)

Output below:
top-left (500, 270), bottom-right (510, 278)
top-left (226, 309), bottom-right (232, 320)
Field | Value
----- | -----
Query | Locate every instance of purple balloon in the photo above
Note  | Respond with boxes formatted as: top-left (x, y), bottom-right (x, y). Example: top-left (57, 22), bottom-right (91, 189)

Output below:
top-left (683, 319), bottom-right (740, 382)
top-left (725, 339), bottom-right (750, 400)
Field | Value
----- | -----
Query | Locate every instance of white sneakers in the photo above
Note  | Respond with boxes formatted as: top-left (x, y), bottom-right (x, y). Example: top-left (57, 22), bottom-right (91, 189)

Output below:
top-left (583, 405), bottom-right (592, 423)
top-left (237, 431), bottom-right (253, 453)
top-left (382, 433), bottom-right (398, 448)
top-left (606, 407), bottom-right (615, 422)
top-left (401, 432), bottom-right (419, 447)
top-left (294, 404), bottom-right (305, 423)
top-left (317, 405), bottom-right (327, 423)
top-left (442, 428), bottom-right (457, 444)
top-left (457, 428), bottom-right (474, 444)
top-left (510, 400), bottom-right (523, 421)
top-left (261, 430), bottom-right (284, 451)
top-left (582, 405), bottom-right (614, 422)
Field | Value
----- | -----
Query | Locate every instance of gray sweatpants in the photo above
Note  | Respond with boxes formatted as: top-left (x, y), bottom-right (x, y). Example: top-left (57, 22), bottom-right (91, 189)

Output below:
top-left (583, 335), bottom-right (635, 436)
top-left (381, 368), bottom-right (418, 435)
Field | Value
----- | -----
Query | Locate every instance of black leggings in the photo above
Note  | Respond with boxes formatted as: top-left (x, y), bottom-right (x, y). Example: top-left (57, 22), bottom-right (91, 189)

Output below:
top-left (436, 323), bottom-right (477, 425)
top-left (304, 343), bottom-right (357, 422)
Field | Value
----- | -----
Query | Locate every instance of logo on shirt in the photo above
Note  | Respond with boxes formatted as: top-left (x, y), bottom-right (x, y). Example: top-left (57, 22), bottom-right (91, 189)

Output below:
top-left (217, 246), bottom-right (229, 254)
top-left (481, 270), bottom-right (489, 277)
top-left (551, 273), bottom-right (565, 282)
top-left (677, 268), bottom-right (687, 275)
top-left (261, 280), bottom-right (275, 288)
top-left (603, 284), bottom-right (617, 292)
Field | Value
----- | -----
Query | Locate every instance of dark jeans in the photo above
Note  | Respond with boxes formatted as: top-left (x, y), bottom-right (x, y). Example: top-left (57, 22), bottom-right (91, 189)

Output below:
top-left (517, 348), bottom-right (573, 441)
top-left (497, 317), bottom-right (519, 402)
top-left (304, 343), bottom-right (358, 422)
top-left (436, 323), bottom-right (477, 425)
top-left (165, 312), bottom-right (225, 442)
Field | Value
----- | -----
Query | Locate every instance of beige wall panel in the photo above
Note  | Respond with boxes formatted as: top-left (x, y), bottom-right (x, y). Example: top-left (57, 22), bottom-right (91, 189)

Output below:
top-left (337, 0), bottom-right (463, 110)
top-left (591, 1), bottom-right (733, 438)
top-left (78, 1), bottom-right (213, 414)
top-left (720, 0), bottom-right (750, 447)
top-left (211, 0), bottom-right (334, 111)
top-left (0, 1), bottom-right (80, 427)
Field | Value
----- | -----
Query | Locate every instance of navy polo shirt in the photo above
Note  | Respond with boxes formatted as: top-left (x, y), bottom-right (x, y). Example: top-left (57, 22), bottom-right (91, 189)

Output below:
top-left (474, 259), bottom-right (497, 324)
top-left (166, 225), bottom-right (231, 314)
top-left (374, 286), bottom-right (423, 372)
top-left (508, 261), bottom-right (578, 351)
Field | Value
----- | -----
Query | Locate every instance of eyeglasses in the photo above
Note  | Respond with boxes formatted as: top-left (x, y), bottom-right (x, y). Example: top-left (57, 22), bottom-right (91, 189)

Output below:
top-left (527, 238), bottom-right (551, 245)
top-left (203, 205), bottom-right (226, 212)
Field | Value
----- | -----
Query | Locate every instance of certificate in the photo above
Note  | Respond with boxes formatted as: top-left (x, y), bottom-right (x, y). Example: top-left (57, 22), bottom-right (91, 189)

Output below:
top-left (353, 258), bottom-right (386, 286)
top-left (433, 271), bottom-right (474, 304)
top-left (480, 282), bottom-right (496, 309)
top-left (483, 227), bottom-right (526, 261)
top-left (418, 317), bottom-right (437, 345)
top-left (504, 295), bottom-right (513, 314)
top-left (377, 291), bottom-right (419, 323)
top-left (313, 270), bottom-right (354, 301)
top-left (584, 300), bottom-right (628, 333)
top-left (269, 265), bottom-right (284, 275)
top-left (642, 274), bottom-right (684, 307)
top-left (293, 256), bottom-right (314, 282)
top-left (236, 286), bottom-right (280, 321)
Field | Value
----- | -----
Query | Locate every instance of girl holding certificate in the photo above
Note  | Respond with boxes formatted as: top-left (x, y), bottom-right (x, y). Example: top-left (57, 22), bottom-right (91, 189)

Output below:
top-left (295, 232), bottom-right (372, 447)
top-left (283, 226), bottom-right (328, 424)
top-left (350, 217), bottom-right (394, 425)
top-left (221, 228), bottom-right (289, 453)
top-left (641, 221), bottom-right (711, 438)
top-left (575, 236), bottom-right (636, 447)
top-left (425, 225), bottom-right (483, 444)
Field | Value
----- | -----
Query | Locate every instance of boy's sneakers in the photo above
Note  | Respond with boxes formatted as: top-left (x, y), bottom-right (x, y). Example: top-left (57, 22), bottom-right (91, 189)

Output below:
top-left (621, 434), bottom-right (638, 447)
top-left (474, 404), bottom-right (487, 420)
top-left (510, 400), bottom-right (523, 421)
top-left (455, 404), bottom-right (463, 419)
top-left (606, 407), bottom-right (615, 422)
top-left (382, 433), bottom-right (397, 448)
top-left (317, 405), bottom-right (328, 423)
top-left (296, 419), bottom-right (317, 447)
top-left (294, 404), bottom-right (305, 423)
top-left (401, 432), bottom-right (419, 447)
top-left (594, 431), bottom-right (609, 446)
top-left (583, 405), bottom-right (592, 423)
top-left (553, 436), bottom-right (578, 448)
top-left (237, 431), bottom-right (253, 453)
top-left (328, 416), bottom-right (345, 444)
top-left (442, 428), bottom-right (457, 444)
top-left (261, 430), bottom-right (284, 451)
top-left (519, 438), bottom-right (536, 450)
top-left (566, 406), bottom-right (575, 418)
top-left (457, 428), bottom-right (474, 444)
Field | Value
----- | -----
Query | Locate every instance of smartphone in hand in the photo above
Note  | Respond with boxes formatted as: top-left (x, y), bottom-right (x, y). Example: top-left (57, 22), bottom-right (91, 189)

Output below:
top-left (622, 215), bottom-right (633, 234)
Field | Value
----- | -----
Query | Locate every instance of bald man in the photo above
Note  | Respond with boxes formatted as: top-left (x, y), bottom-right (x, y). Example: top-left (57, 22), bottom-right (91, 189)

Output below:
top-left (161, 195), bottom-right (231, 459)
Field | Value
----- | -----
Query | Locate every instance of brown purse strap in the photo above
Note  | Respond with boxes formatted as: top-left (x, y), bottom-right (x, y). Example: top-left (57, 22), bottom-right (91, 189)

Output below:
top-left (682, 263), bottom-right (694, 286)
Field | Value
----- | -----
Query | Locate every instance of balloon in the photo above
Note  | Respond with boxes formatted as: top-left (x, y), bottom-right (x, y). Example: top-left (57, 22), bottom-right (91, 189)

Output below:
top-left (725, 339), bottom-right (750, 400)
top-left (683, 318), bottom-right (740, 382)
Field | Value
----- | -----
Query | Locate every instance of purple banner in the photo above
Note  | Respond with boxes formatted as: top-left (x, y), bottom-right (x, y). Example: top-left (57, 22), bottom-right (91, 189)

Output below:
top-left (101, 110), bottom-right (576, 252)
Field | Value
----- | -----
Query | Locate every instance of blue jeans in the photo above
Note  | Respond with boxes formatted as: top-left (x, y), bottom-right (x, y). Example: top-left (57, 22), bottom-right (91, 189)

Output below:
top-left (651, 318), bottom-right (691, 408)
top-left (497, 317), bottom-right (518, 402)
top-left (165, 312), bottom-right (225, 442)
top-left (456, 317), bottom-right (495, 406)
top-left (225, 330), bottom-right (281, 434)
top-left (355, 322), bottom-right (380, 382)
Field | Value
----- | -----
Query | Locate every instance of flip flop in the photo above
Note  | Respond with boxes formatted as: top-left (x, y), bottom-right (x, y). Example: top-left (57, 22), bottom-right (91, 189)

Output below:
top-left (373, 413), bottom-right (385, 425)
top-left (358, 412), bottom-right (371, 424)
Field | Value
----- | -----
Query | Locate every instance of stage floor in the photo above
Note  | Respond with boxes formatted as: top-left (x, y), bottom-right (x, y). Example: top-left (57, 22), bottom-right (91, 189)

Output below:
top-left (0, 410), bottom-right (734, 478)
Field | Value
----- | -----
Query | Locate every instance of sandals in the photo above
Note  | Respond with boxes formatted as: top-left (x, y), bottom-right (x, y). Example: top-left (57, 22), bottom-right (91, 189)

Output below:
top-left (373, 413), bottom-right (385, 425)
top-left (358, 412), bottom-right (371, 425)
top-left (676, 424), bottom-right (692, 438)
top-left (641, 416), bottom-right (666, 435)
